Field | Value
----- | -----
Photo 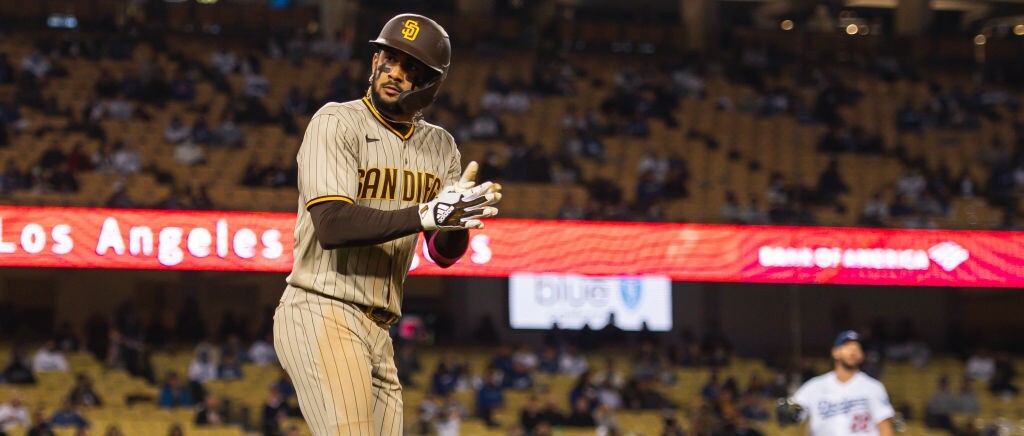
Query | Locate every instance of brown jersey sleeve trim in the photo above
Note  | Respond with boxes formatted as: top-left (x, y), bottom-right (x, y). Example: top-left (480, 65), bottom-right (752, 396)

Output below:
top-left (361, 97), bottom-right (414, 140)
top-left (308, 201), bottom-right (422, 249)
top-left (306, 195), bottom-right (354, 209)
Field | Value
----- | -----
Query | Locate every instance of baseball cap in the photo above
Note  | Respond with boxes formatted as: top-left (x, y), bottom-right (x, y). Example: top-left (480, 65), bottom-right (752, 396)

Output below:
top-left (833, 330), bottom-right (861, 348)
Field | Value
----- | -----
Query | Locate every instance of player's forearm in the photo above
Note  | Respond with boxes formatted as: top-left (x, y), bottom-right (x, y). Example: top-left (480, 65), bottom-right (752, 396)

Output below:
top-left (878, 419), bottom-right (894, 436)
top-left (309, 201), bottom-right (422, 249)
top-left (424, 229), bottom-right (469, 268)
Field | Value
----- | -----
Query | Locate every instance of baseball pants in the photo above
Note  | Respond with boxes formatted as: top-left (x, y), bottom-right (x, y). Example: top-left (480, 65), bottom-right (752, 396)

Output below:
top-left (273, 285), bottom-right (402, 435)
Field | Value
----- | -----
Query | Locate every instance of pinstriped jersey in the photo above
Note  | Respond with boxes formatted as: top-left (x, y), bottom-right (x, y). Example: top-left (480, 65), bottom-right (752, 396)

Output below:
top-left (286, 98), bottom-right (462, 316)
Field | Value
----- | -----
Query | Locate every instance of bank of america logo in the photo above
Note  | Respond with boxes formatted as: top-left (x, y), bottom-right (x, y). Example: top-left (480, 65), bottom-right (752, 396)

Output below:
top-left (928, 242), bottom-right (969, 271)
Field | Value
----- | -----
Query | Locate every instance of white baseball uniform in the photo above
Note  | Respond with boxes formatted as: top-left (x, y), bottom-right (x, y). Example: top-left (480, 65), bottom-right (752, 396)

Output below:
top-left (792, 371), bottom-right (895, 436)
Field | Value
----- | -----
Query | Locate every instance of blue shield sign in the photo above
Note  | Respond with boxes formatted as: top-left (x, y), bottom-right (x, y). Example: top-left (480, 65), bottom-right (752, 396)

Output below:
top-left (620, 279), bottom-right (642, 310)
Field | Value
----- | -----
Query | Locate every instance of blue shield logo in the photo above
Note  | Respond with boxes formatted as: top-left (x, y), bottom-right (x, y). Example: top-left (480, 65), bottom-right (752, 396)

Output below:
top-left (620, 279), bottom-right (642, 310)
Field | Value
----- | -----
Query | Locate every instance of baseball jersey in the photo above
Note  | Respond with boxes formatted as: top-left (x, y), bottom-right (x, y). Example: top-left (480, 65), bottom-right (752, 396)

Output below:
top-left (286, 97), bottom-right (461, 316)
top-left (793, 371), bottom-right (895, 436)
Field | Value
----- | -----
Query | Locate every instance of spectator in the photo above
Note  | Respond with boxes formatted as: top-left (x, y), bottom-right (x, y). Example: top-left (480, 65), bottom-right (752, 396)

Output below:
top-left (106, 93), bottom-right (134, 120)
top-left (0, 53), bottom-right (14, 84)
top-left (31, 341), bottom-right (69, 373)
top-left (163, 116), bottom-right (192, 144)
top-left (475, 369), bottom-right (504, 428)
top-left (816, 158), bottom-right (849, 202)
top-left (174, 140), bottom-right (206, 166)
top-left (395, 343), bottom-right (421, 388)
top-left (738, 391), bottom-right (768, 421)
top-left (0, 393), bottom-right (29, 432)
top-left (38, 142), bottom-right (67, 171)
top-left (195, 394), bottom-right (224, 426)
top-left (431, 362), bottom-right (457, 397)
top-left (217, 354), bottom-right (243, 380)
top-left (434, 393), bottom-right (465, 436)
top-left (989, 354), bottom-right (1018, 396)
top-left (216, 112), bottom-right (244, 147)
top-left (26, 409), bottom-right (52, 436)
top-left (67, 374), bottom-right (102, 408)
top-left (188, 350), bottom-right (218, 384)
top-left (105, 181), bottom-right (135, 208)
top-left (262, 388), bottom-right (289, 436)
top-left (210, 45), bottom-right (238, 76)
top-left (537, 346), bottom-right (560, 375)
top-left (955, 377), bottom-right (979, 414)
top-left (20, 49), bottom-right (52, 78)
top-left (564, 397), bottom-right (596, 427)
top-left (965, 350), bottom-right (995, 382)
top-left (925, 375), bottom-right (956, 431)
top-left (559, 346), bottom-right (588, 377)
top-left (48, 399), bottom-right (87, 429)
top-left (248, 331), bottom-right (277, 366)
top-left (110, 141), bottom-right (142, 175)
top-left (519, 396), bottom-right (543, 434)
top-left (721, 191), bottom-right (744, 223)
top-left (158, 372), bottom-right (193, 408)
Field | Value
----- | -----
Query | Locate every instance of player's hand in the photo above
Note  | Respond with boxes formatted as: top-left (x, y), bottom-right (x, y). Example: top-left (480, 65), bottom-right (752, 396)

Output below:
top-left (775, 398), bottom-right (804, 426)
top-left (454, 161), bottom-right (480, 190)
top-left (419, 181), bottom-right (501, 231)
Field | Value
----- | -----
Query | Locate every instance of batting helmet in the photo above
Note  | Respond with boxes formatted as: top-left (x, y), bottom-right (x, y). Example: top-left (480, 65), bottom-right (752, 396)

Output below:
top-left (369, 14), bottom-right (451, 114)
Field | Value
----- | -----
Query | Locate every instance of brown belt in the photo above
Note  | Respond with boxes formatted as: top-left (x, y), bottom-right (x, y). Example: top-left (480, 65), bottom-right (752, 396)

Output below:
top-left (302, 288), bottom-right (400, 326)
top-left (353, 303), bottom-right (400, 326)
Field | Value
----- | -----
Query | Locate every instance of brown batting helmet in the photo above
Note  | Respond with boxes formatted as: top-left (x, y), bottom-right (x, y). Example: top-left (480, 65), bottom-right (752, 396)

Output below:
top-left (369, 14), bottom-right (451, 114)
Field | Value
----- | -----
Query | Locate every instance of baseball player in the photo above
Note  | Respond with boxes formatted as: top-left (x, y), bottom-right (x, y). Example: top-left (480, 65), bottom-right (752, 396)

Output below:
top-left (273, 13), bottom-right (501, 435)
top-left (782, 330), bottom-right (895, 436)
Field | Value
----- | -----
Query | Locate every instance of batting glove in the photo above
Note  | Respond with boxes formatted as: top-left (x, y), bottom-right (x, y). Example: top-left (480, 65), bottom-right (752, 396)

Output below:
top-left (419, 181), bottom-right (501, 231)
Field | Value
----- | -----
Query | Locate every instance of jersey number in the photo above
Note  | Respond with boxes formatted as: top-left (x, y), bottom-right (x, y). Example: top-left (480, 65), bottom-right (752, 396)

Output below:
top-left (850, 412), bottom-right (872, 433)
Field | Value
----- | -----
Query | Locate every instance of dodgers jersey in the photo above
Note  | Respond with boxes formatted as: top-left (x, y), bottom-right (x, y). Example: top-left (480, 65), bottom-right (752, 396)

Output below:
top-left (286, 97), bottom-right (462, 316)
top-left (793, 371), bottom-right (895, 436)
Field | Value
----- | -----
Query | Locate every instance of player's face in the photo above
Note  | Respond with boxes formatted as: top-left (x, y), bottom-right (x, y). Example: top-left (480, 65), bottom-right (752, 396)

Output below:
top-left (370, 48), bottom-right (429, 116)
top-left (832, 341), bottom-right (864, 370)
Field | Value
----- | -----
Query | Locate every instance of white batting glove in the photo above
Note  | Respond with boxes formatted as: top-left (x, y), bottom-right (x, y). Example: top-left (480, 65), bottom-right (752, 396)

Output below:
top-left (419, 181), bottom-right (502, 231)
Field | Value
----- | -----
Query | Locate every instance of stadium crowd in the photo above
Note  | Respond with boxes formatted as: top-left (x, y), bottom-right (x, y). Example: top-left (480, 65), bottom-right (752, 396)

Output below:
top-left (0, 12), bottom-right (1021, 229)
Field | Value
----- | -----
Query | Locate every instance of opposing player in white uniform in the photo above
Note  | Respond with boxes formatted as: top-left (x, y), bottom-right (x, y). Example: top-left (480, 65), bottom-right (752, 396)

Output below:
top-left (791, 330), bottom-right (895, 436)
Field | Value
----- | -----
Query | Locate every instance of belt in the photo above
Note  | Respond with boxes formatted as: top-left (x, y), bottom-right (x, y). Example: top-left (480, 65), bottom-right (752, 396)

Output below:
top-left (301, 288), bottom-right (400, 326)
top-left (353, 303), bottom-right (400, 326)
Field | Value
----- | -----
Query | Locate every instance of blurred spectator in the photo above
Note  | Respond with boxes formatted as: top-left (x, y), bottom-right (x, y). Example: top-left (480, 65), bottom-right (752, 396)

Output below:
top-left (431, 362), bottom-right (457, 397)
top-left (738, 391), bottom-right (768, 421)
top-left (26, 409), bottom-right (52, 436)
top-left (210, 46), bottom-right (238, 76)
top-left (564, 397), bottom-right (596, 427)
top-left (189, 350), bottom-right (218, 384)
top-left (158, 372), bottom-right (193, 408)
top-left (48, 399), bottom-right (87, 428)
top-left (434, 393), bottom-right (465, 436)
top-left (538, 346), bottom-right (560, 375)
top-left (955, 377), bottom-right (979, 414)
top-left (163, 116), bottom-right (192, 144)
top-left (721, 191), bottom-right (744, 223)
top-left (248, 332), bottom-right (277, 366)
top-left (195, 394), bottom-right (225, 426)
top-left (965, 350), bottom-right (995, 382)
top-left (925, 375), bottom-right (956, 431)
top-left (0, 53), bottom-right (14, 84)
top-left (67, 374), bottom-right (102, 408)
top-left (174, 140), bottom-right (206, 166)
top-left (31, 341), bottom-right (68, 373)
top-left (103, 424), bottom-right (124, 436)
top-left (519, 396), bottom-right (544, 434)
top-left (216, 112), bottom-right (244, 147)
top-left (475, 369), bottom-right (504, 428)
top-left (559, 346), bottom-right (589, 377)
top-left (217, 354), bottom-right (243, 380)
top-left (0, 393), bottom-right (29, 432)
top-left (989, 354), bottom-right (1018, 397)
top-left (20, 50), bottom-right (52, 78)
top-left (110, 141), bottom-right (142, 175)
top-left (262, 388), bottom-right (289, 436)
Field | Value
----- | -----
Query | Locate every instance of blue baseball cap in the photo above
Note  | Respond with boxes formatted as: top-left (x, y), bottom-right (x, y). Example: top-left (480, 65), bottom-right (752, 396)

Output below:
top-left (833, 330), bottom-right (861, 348)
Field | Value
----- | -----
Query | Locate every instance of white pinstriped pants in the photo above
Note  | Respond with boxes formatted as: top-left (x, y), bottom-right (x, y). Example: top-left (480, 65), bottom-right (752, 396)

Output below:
top-left (273, 285), bottom-right (402, 435)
